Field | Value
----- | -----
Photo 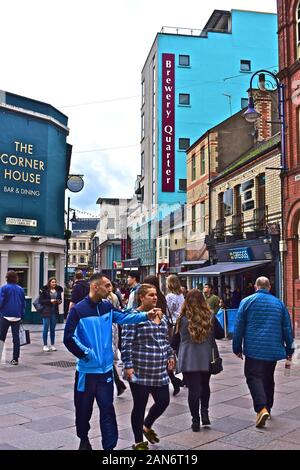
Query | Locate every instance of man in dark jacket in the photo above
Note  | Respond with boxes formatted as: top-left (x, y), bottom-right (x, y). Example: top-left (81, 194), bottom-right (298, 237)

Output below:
top-left (0, 271), bottom-right (25, 365)
top-left (64, 273), bottom-right (157, 451)
top-left (233, 276), bottom-right (294, 428)
top-left (68, 271), bottom-right (90, 313)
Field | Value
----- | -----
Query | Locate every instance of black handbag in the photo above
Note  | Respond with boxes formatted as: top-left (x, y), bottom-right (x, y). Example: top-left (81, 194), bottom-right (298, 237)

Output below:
top-left (210, 345), bottom-right (223, 375)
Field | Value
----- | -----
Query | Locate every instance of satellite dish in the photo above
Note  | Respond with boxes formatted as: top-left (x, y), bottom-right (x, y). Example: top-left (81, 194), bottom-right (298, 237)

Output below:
top-left (67, 175), bottom-right (84, 193)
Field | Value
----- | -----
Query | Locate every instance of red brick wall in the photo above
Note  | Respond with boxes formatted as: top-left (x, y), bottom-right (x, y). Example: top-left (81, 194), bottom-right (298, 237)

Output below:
top-left (278, 0), bottom-right (300, 335)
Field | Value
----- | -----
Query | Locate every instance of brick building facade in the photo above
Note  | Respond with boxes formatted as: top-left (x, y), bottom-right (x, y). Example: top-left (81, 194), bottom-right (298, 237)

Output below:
top-left (277, 0), bottom-right (300, 335)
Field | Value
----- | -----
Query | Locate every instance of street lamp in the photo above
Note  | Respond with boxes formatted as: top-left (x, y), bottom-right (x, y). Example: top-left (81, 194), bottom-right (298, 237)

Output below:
top-left (243, 70), bottom-right (286, 171)
top-left (65, 197), bottom-right (77, 284)
top-left (243, 70), bottom-right (287, 300)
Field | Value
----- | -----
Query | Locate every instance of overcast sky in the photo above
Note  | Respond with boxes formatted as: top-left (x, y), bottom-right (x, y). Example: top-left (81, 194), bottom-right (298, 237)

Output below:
top-left (1, 0), bottom-right (277, 215)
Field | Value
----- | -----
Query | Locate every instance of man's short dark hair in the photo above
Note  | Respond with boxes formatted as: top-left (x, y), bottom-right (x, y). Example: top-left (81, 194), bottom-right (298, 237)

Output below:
top-left (204, 283), bottom-right (213, 290)
top-left (75, 270), bottom-right (84, 280)
top-left (128, 271), bottom-right (140, 282)
top-left (89, 273), bottom-right (109, 283)
top-left (6, 270), bottom-right (18, 284)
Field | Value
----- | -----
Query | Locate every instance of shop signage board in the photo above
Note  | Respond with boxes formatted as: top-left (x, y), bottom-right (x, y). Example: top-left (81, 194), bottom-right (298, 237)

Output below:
top-left (6, 217), bottom-right (37, 227)
top-left (0, 95), bottom-right (69, 238)
top-left (229, 247), bottom-right (253, 262)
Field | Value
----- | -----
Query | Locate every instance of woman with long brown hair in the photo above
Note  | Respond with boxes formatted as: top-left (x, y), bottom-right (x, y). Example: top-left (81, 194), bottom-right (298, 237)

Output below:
top-left (176, 289), bottom-right (224, 431)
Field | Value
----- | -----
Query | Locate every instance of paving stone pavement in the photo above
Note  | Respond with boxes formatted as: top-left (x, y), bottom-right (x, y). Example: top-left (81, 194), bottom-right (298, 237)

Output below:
top-left (0, 326), bottom-right (300, 450)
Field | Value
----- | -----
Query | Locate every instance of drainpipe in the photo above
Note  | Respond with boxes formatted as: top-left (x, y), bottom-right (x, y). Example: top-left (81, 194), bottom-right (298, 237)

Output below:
top-left (207, 131), bottom-right (212, 265)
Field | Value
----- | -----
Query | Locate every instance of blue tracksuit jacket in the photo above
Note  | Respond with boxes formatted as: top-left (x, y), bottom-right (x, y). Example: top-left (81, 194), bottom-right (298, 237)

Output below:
top-left (63, 296), bottom-right (148, 391)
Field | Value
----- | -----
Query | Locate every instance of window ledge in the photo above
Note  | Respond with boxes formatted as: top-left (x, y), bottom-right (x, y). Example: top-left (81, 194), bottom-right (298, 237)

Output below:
top-left (178, 104), bottom-right (191, 107)
top-left (178, 65), bottom-right (191, 68)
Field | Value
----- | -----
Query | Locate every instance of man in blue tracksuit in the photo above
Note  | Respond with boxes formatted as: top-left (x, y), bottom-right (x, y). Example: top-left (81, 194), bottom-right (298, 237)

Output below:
top-left (64, 273), bottom-right (156, 450)
top-left (233, 276), bottom-right (294, 428)
top-left (0, 270), bottom-right (25, 365)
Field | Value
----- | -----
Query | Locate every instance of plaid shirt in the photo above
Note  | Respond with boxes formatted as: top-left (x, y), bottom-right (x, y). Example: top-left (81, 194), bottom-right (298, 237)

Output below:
top-left (121, 314), bottom-right (174, 387)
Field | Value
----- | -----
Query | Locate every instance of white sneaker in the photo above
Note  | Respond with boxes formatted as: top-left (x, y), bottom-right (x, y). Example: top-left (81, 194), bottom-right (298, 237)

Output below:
top-left (43, 345), bottom-right (50, 352)
top-left (50, 345), bottom-right (57, 351)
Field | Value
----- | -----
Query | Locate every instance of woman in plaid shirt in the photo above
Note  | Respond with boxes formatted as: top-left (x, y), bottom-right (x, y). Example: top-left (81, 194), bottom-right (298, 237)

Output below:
top-left (122, 284), bottom-right (175, 450)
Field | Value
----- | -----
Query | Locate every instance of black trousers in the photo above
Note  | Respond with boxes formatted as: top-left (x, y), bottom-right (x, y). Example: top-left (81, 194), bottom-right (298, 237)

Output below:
top-left (244, 357), bottom-right (277, 413)
top-left (0, 317), bottom-right (21, 361)
top-left (184, 371), bottom-right (211, 419)
top-left (129, 382), bottom-right (170, 443)
top-left (74, 370), bottom-right (118, 450)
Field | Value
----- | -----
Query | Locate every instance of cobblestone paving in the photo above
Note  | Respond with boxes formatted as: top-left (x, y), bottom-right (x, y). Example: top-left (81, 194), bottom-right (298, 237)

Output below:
top-left (0, 326), bottom-right (299, 450)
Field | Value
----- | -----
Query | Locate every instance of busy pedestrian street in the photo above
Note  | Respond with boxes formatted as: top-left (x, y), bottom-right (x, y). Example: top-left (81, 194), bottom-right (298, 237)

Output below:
top-left (0, 326), bottom-right (299, 451)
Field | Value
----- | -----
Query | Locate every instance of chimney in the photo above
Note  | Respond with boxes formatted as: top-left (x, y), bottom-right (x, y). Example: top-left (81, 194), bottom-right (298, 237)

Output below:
top-left (251, 84), bottom-right (275, 143)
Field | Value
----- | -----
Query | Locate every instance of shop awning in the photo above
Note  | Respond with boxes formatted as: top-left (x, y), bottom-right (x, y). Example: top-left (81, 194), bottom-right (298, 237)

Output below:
top-left (179, 260), bottom-right (271, 276)
top-left (181, 260), bottom-right (207, 266)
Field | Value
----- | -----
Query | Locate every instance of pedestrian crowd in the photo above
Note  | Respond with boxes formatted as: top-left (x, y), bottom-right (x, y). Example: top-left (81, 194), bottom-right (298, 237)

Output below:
top-left (0, 269), bottom-right (294, 450)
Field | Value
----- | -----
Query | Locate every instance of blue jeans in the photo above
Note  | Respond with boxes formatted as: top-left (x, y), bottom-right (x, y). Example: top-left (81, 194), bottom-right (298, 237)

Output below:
top-left (74, 370), bottom-right (118, 450)
top-left (42, 313), bottom-right (57, 345)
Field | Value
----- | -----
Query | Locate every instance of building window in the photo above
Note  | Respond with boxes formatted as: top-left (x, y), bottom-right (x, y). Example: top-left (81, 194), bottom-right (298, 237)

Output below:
top-left (79, 242), bottom-right (86, 250)
top-left (107, 218), bottom-right (115, 229)
top-left (179, 138), bottom-right (190, 150)
top-left (240, 60), bottom-right (251, 72)
top-left (179, 179), bottom-right (187, 191)
top-left (200, 147), bottom-right (205, 175)
top-left (179, 93), bottom-right (190, 105)
top-left (73, 242), bottom-right (77, 250)
top-left (141, 151), bottom-right (145, 176)
top-left (179, 55), bottom-right (190, 66)
top-left (164, 239), bottom-right (168, 258)
top-left (80, 256), bottom-right (85, 264)
top-left (241, 98), bottom-right (248, 109)
top-left (141, 114), bottom-right (145, 140)
top-left (224, 189), bottom-right (233, 216)
top-left (141, 80), bottom-right (145, 106)
top-left (72, 255), bottom-right (76, 263)
top-left (200, 201), bottom-right (205, 233)
top-left (191, 154), bottom-right (196, 181)
top-left (218, 192), bottom-right (224, 219)
top-left (192, 204), bottom-right (196, 232)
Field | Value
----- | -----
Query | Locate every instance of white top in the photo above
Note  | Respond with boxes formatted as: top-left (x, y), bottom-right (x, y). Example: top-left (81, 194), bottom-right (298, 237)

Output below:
top-left (166, 293), bottom-right (185, 323)
top-left (4, 317), bottom-right (20, 322)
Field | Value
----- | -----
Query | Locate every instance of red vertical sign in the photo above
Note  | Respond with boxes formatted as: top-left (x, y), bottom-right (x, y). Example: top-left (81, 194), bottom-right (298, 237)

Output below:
top-left (162, 53), bottom-right (175, 192)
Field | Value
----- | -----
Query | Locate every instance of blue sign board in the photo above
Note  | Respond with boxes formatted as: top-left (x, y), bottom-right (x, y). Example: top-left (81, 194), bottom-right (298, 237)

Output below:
top-left (228, 247), bottom-right (253, 262)
top-left (0, 92), bottom-right (70, 238)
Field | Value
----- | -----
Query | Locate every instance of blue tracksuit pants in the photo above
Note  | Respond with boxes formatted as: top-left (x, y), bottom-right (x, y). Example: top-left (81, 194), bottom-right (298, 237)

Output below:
top-left (74, 370), bottom-right (118, 450)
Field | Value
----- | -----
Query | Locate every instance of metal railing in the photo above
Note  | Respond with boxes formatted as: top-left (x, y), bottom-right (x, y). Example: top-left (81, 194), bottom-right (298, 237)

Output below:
top-left (215, 218), bottom-right (226, 240)
top-left (253, 206), bottom-right (268, 232)
top-left (232, 213), bottom-right (244, 236)
top-left (160, 26), bottom-right (202, 36)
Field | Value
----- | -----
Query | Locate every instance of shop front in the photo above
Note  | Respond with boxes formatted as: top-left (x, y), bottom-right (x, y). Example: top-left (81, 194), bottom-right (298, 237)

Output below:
top-left (0, 90), bottom-right (71, 323)
top-left (180, 237), bottom-right (279, 300)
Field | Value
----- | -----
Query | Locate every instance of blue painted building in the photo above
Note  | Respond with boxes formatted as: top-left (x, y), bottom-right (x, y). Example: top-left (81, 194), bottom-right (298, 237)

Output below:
top-left (132, 9), bottom-right (278, 276)
top-left (0, 90), bottom-right (71, 301)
